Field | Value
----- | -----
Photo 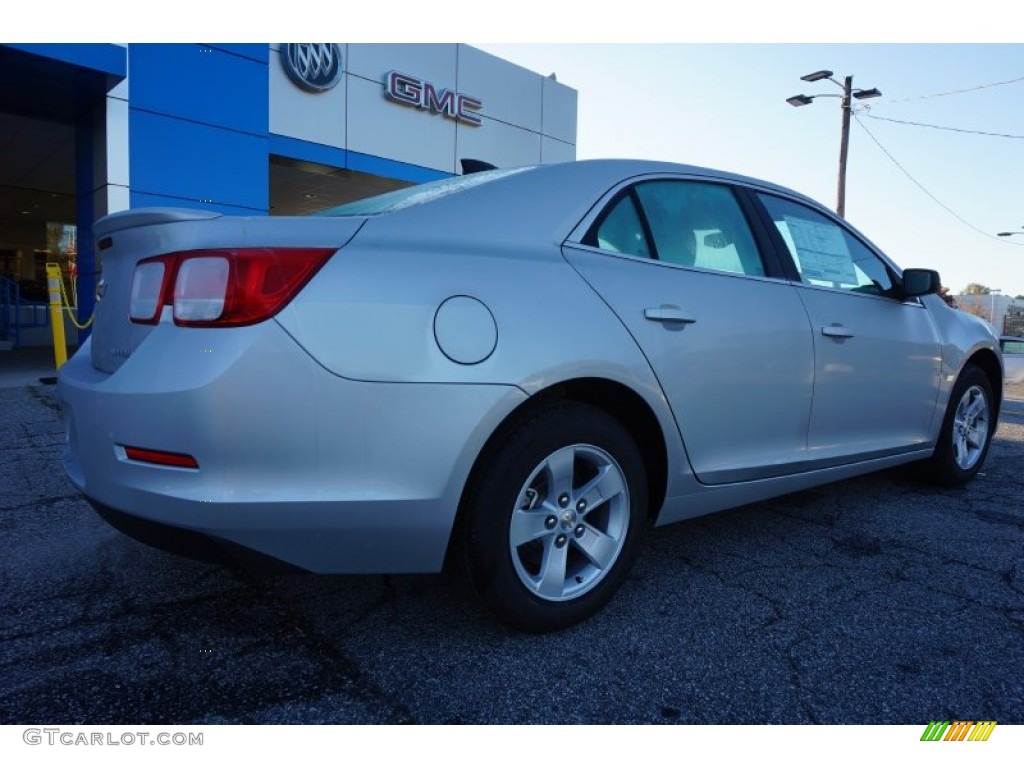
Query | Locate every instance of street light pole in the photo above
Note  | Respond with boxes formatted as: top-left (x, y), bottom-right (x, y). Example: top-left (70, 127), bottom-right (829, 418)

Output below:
top-left (787, 71), bottom-right (881, 219)
top-left (836, 75), bottom-right (853, 218)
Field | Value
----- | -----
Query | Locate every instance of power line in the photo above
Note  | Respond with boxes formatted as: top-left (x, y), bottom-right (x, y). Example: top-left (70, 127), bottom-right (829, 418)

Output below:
top-left (852, 114), bottom-right (1024, 246)
top-left (878, 75), bottom-right (1024, 104)
top-left (861, 111), bottom-right (1024, 140)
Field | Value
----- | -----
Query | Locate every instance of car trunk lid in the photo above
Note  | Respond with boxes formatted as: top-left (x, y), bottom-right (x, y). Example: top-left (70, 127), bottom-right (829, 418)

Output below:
top-left (91, 209), bottom-right (223, 373)
top-left (88, 208), bottom-right (365, 374)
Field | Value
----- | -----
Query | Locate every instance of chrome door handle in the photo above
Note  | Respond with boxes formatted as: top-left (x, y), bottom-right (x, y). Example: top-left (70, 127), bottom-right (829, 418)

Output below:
top-left (821, 324), bottom-right (854, 338)
top-left (644, 306), bottom-right (696, 324)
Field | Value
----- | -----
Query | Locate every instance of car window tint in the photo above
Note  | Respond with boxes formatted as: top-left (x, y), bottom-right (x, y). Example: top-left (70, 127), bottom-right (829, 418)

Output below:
top-left (758, 194), bottom-right (896, 296)
top-left (592, 194), bottom-right (651, 258)
top-left (633, 181), bottom-right (765, 277)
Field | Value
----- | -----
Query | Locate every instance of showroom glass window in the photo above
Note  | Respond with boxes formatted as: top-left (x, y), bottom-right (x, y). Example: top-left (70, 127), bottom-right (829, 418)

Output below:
top-left (589, 181), bottom-right (766, 278)
top-left (757, 194), bottom-right (897, 296)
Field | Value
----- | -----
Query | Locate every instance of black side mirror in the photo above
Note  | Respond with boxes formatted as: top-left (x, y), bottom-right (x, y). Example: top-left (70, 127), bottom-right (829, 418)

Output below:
top-left (902, 268), bottom-right (941, 298)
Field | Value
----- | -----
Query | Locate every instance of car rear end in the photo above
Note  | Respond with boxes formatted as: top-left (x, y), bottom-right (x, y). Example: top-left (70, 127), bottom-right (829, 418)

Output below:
top-left (57, 207), bottom-right (524, 573)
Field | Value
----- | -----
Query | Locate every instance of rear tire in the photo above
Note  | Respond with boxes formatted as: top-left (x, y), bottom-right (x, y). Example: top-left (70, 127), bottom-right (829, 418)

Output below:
top-left (919, 364), bottom-right (995, 486)
top-left (461, 402), bottom-right (648, 633)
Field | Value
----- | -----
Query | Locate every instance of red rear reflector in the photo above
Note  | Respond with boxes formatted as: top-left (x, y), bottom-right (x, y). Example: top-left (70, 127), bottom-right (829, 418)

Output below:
top-left (124, 446), bottom-right (199, 469)
top-left (98, 236), bottom-right (114, 251)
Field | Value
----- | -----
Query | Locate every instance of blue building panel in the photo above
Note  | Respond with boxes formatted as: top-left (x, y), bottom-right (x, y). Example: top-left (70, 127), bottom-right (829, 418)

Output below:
top-left (129, 44), bottom-right (267, 136)
top-left (129, 192), bottom-right (265, 217)
top-left (269, 134), bottom-right (347, 170)
top-left (130, 109), bottom-right (268, 212)
top-left (206, 44), bottom-right (268, 63)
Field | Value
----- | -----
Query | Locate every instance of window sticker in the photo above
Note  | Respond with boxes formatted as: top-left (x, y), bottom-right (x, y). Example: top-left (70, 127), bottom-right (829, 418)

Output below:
top-left (783, 215), bottom-right (857, 285)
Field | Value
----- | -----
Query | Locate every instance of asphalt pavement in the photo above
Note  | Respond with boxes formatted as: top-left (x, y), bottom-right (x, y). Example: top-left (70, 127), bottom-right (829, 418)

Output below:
top-left (1, 364), bottom-right (1022, 724)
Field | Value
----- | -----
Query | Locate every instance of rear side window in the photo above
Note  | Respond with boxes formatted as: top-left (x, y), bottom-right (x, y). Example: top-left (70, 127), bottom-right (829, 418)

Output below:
top-left (592, 195), bottom-right (651, 258)
top-left (758, 194), bottom-right (897, 296)
top-left (586, 180), bottom-right (766, 278)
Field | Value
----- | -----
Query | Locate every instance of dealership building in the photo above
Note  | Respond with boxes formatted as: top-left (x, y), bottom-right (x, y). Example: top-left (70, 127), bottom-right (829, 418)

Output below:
top-left (0, 43), bottom-right (577, 346)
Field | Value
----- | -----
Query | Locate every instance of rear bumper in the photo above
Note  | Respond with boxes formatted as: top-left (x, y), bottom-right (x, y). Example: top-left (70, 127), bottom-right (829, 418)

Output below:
top-left (88, 498), bottom-right (306, 572)
top-left (57, 321), bottom-right (527, 573)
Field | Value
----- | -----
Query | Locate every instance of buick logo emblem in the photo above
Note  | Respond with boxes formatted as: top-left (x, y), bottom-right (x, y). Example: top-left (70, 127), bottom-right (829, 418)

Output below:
top-left (281, 44), bottom-right (343, 92)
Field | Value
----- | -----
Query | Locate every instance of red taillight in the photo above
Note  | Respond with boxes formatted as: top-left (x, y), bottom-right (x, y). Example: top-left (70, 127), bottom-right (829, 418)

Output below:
top-left (128, 248), bottom-right (336, 327)
top-left (123, 446), bottom-right (199, 469)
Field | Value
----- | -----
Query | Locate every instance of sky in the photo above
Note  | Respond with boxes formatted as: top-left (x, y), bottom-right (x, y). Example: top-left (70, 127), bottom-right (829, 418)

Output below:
top-left (477, 43), bottom-right (1024, 298)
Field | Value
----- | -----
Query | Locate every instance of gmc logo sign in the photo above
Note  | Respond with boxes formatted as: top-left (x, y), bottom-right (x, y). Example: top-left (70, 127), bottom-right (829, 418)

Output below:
top-left (384, 71), bottom-right (483, 126)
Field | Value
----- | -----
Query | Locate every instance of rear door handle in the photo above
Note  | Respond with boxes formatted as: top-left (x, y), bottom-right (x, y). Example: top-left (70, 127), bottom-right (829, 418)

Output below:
top-left (821, 324), bottom-right (854, 338)
top-left (644, 306), bottom-right (696, 324)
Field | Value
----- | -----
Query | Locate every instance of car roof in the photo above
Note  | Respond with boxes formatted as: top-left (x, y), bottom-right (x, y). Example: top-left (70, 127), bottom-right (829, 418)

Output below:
top-left (519, 158), bottom-right (817, 205)
top-left (354, 158), bottom-right (829, 252)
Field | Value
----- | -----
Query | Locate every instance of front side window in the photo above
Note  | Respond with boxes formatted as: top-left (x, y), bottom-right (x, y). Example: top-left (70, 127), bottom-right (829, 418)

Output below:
top-left (758, 194), bottom-right (896, 296)
top-left (587, 180), bottom-right (766, 278)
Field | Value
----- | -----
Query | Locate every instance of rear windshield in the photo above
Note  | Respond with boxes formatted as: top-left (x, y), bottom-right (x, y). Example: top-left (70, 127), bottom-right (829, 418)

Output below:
top-left (313, 167), bottom-right (531, 217)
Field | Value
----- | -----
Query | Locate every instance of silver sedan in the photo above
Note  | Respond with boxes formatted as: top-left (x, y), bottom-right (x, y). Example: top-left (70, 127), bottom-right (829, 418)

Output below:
top-left (58, 160), bottom-right (1003, 632)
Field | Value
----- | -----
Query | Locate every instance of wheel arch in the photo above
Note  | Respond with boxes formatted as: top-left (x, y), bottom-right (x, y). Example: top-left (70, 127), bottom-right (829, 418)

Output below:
top-left (963, 348), bottom-right (1003, 420)
top-left (446, 377), bottom-right (669, 565)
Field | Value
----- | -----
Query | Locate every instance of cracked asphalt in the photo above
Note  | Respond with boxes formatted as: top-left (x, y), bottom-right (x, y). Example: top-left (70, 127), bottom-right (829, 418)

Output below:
top-left (1, 379), bottom-right (1022, 724)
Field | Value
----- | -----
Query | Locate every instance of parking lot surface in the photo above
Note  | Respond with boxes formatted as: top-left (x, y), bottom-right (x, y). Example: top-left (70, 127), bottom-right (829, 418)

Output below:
top-left (2, 375), bottom-right (1022, 724)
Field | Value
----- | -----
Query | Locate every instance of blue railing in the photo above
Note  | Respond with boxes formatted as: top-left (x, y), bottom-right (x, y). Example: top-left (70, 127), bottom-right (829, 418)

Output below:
top-left (0, 275), bottom-right (50, 350)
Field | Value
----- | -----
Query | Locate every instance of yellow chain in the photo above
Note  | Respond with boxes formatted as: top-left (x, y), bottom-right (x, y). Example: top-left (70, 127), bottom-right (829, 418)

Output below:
top-left (58, 273), bottom-right (95, 330)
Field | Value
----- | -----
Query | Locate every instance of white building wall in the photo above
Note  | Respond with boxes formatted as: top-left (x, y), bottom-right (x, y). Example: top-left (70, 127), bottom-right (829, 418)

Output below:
top-left (268, 43), bottom-right (577, 174)
top-left (97, 45), bottom-right (130, 218)
top-left (348, 74), bottom-right (458, 171)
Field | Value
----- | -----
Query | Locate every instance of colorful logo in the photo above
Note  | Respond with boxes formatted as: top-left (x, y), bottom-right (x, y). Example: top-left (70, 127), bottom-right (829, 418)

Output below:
top-left (920, 721), bottom-right (997, 741)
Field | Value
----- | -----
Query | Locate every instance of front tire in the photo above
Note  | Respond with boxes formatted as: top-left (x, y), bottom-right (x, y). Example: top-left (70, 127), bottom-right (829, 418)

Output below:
top-left (920, 364), bottom-right (995, 486)
top-left (462, 403), bottom-right (648, 633)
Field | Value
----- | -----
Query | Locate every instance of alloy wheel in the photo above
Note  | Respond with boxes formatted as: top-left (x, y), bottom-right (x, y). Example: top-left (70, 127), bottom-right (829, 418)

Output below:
top-left (508, 443), bottom-right (630, 602)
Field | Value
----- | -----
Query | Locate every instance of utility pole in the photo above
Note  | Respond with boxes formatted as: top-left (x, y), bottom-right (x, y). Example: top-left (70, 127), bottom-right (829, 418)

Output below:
top-left (836, 76), bottom-right (853, 218)
top-left (787, 71), bottom-right (882, 218)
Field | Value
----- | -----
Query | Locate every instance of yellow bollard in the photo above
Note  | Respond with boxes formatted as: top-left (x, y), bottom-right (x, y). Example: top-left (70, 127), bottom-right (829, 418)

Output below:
top-left (46, 262), bottom-right (67, 370)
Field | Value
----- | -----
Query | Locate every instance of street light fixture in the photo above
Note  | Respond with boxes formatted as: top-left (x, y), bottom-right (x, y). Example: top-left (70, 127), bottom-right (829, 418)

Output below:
top-left (997, 229), bottom-right (1024, 237)
top-left (800, 70), bottom-right (834, 82)
top-left (853, 87), bottom-right (882, 100)
top-left (786, 70), bottom-right (882, 218)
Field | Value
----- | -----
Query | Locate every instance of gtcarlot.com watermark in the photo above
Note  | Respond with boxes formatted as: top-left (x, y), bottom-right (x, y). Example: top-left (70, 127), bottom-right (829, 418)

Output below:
top-left (23, 728), bottom-right (203, 747)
